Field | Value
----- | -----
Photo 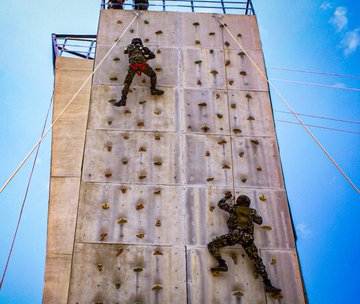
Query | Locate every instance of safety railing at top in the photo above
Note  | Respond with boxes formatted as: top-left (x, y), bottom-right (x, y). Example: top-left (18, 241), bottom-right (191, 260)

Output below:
top-left (52, 34), bottom-right (97, 67)
top-left (101, 0), bottom-right (255, 15)
top-left (52, 1), bottom-right (255, 67)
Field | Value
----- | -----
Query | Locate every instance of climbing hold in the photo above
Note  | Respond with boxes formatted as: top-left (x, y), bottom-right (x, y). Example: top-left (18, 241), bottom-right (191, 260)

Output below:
top-left (136, 233), bottom-right (145, 239)
top-left (222, 164), bottom-right (231, 169)
top-left (154, 134), bottom-right (161, 140)
top-left (207, 177), bottom-right (214, 182)
top-left (106, 145), bottom-right (112, 152)
top-left (136, 203), bottom-right (144, 210)
top-left (232, 290), bottom-right (244, 297)
top-left (237, 33), bottom-right (242, 38)
top-left (144, 20), bottom-right (149, 24)
top-left (247, 116), bottom-right (255, 121)
top-left (209, 205), bottom-right (215, 212)
top-left (194, 60), bottom-right (202, 65)
top-left (108, 98), bottom-right (116, 103)
top-left (153, 189), bottom-right (161, 195)
top-left (130, 29), bottom-right (134, 33)
top-left (256, 166), bottom-right (262, 171)
top-left (210, 70), bottom-right (218, 75)
top-left (239, 151), bottom-right (245, 157)
top-left (117, 218), bottom-right (128, 224)
top-left (138, 146), bottom-right (147, 152)
top-left (193, 22), bottom-right (200, 26)
top-left (105, 172), bottom-right (112, 178)
top-left (122, 159), bottom-right (129, 165)
top-left (219, 23), bottom-right (227, 28)
top-left (231, 254), bottom-right (238, 265)
top-left (240, 71), bottom-right (247, 76)
top-left (198, 102), bottom-right (207, 107)
top-left (116, 248), bottom-right (123, 256)
top-left (102, 202), bottom-right (110, 210)
top-left (209, 49), bottom-right (214, 54)
top-left (154, 161), bottom-right (163, 166)
top-left (120, 187), bottom-right (127, 193)
top-left (115, 281), bottom-right (121, 289)
top-left (100, 233), bottom-right (108, 241)
top-left (250, 139), bottom-right (259, 145)
top-left (133, 266), bottom-right (144, 272)
top-left (117, 20), bottom-right (123, 24)
top-left (139, 100), bottom-right (147, 105)
top-left (200, 125), bottom-right (210, 132)
top-left (110, 77), bottom-right (118, 81)
top-left (155, 30), bottom-right (163, 35)
top-left (230, 103), bottom-right (236, 109)
top-left (156, 49), bottom-right (161, 54)
top-left (228, 80), bottom-right (234, 85)
top-left (154, 110), bottom-right (161, 115)
top-left (238, 51), bottom-right (246, 57)
top-left (154, 67), bottom-right (162, 72)
top-left (217, 138), bottom-right (227, 145)
top-left (107, 120), bottom-right (112, 126)
top-left (259, 194), bottom-right (266, 201)
top-left (197, 80), bottom-right (202, 85)
top-left (245, 93), bottom-right (252, 100)
top-left (144, 38), bottom-right (149, 43)
top-left (215, 93), bottom-right (220, 99)
top-left (153, 249), bottom-right (163, 255)
top-left (124, 109), bottom-right (132, 114)
top-left (97, 264), bottom-right (103, 271)
top-left (241, 177), bottom-right (247, 183)
top-left (123, 135), bottom-right (129, 140)
top-left (224, 41), bottom-right (230, 47)
top-left (195, 40), bottom-right (201, 45)
top-left (209, 32), bottom-right (215, 36)
top-left (216, 113), bottom-right (223, 119)
top-left (271, 257), bottom-right (277, 265)
top-left (261, 225), bottom-right (272, 230)
top-left (225, 60), bottom-right (231, 66)
top-left (155, 219), bottom-right (161, 227)
top-left (272, 293), bottom-right (284, 300)
top-left (233, 128), bottom-right (241, 134)
top-left (151, 284), bottom-right (163, 290)
top-left (113, 57), bottom-right (120, 62)
top-left (205, 151), bottom-right (211, 156)
top-left (138, 174), bottom-right (147, 180)
top-left (137, 121), bottom-right (145, 127)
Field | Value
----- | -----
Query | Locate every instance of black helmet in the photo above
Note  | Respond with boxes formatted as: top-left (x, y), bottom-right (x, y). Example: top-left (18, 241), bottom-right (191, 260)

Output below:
top-left (131, 38), bottom-right (143, 46)
top-left (236, 195), bottom-right (251, 207)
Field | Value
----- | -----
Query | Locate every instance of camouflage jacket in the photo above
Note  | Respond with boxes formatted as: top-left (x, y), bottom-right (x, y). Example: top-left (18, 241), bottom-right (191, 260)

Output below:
top-left (218, 196), bottom-right (263, 233)
top-left (124, 44), bottom-right (155, 64)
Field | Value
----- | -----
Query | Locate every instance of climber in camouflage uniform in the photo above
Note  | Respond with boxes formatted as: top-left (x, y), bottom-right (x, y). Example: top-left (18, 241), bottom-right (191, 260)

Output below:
top-left (207, 191), bottom-right (281, 294)
top-left (112, 38), bottom-right (164, 107)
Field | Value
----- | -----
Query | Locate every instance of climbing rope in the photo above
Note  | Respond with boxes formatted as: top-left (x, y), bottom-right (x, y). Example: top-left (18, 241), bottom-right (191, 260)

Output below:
top-left (0, 90), bottom-right (53, 290)
top-left (214, 16), bottom-right (359, 194)
top-left (0, 12), bottom-right (139, 194)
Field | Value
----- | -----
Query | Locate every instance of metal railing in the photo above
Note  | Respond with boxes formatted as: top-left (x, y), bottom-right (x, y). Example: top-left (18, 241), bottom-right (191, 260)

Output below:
top-left (52, 34), bottom-right (97, 66)
top-left (101, 0), bottom-right (255, 15)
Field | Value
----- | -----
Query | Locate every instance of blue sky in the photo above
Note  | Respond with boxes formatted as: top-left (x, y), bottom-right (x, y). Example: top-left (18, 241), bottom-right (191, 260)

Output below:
top-left (0, 1), bottom-right (359, 303)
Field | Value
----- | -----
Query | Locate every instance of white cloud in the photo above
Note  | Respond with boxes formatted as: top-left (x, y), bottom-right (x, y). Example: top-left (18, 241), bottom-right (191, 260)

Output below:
top-left (296, 223), bottom-right (312, 239)
top-left (330, 7), bottom-right (348, 32)
top-left (320, 1), bottom-right (332, 10)
top-left (340, 28), bottom-right (360, 56)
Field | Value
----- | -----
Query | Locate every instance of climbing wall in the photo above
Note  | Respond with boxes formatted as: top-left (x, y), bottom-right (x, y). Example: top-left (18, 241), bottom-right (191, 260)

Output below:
top-left (44, 10), bottom-right (306, 304)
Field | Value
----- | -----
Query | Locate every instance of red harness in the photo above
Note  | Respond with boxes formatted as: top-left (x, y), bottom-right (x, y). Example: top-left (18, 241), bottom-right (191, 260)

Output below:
top-left (130, 63), bottom-right (147, 76)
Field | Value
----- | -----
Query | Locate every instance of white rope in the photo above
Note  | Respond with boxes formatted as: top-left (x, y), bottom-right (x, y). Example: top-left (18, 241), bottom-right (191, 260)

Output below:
top-left (0, 12), bottom-right (139, 194)
top-left (215, 16), bottom-right (359, 194)
top-left (269, 67), bottom-right (360, 80)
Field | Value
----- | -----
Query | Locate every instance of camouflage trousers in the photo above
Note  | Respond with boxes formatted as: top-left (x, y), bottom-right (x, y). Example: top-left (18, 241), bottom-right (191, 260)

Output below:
top-left (121, 64), bottom-right (156, 99)
top-left (207, 229), bottom-right (268, 279)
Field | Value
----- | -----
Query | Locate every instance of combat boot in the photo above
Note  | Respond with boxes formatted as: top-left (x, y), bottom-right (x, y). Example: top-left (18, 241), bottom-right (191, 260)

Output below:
top-left (113, 96), bottom-right (127, 107)
top-left (150, 88), bottom-right (164, 96)
top-left (211, 259), bottom-right (228, 272)
top-left (263, 279), bottom-right (281, 293)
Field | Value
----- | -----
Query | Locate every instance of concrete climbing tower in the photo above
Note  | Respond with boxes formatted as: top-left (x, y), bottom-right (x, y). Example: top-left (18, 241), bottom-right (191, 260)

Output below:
top-left (44, 3), bottom-right (307, 304)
